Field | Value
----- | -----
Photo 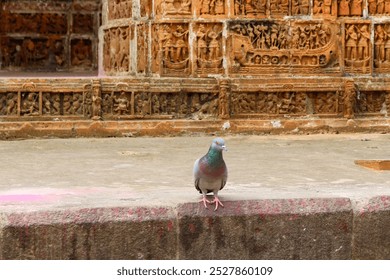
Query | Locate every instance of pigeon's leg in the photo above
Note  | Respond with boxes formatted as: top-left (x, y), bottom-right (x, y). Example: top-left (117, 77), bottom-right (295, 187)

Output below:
top-left (200, 193), bottom-right (211, 209)
top-left (210, 193), bottom-right (224, 211)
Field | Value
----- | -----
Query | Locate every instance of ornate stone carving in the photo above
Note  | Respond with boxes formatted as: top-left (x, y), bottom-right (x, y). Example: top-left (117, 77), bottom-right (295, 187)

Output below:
top-left (342, 80), bottom-right (357, 119)
top-left (338, 0), bottom-right (363, 16)
top-left (108, 0), bottom-right (132, 20)
top-left (194, 23), bottom-right (224, 75)
top-left (0, 1), bottom-right (98, 72)
top-left (344, 23), bottom-right (371, 74)
top-left (313, 0), bottom-right (336, 16)
top-left (314, 92), bottom-right (337, 114)
top-left (152, 23), bottom-right (190, 76)
top-left (374, 23), bottom-right (390, 73)
top-left (156, 0), bottom-right (192, 17)
top-left (367, 0), bottom-right (390, 15)
top-left (137, 23), bottom-right (148, 74)
top-left (197, 0), bottom-right (226, 17)
top-left (228, 20), bottom-right (339, 74)
top-left (71, 39), bottom-right (92, 67)
top-left (0, 93), bottom-right (18, 116)
top-left (103, 27), bottom-right (130, 72)
top-left (358, 91), bottom-right (387, 114)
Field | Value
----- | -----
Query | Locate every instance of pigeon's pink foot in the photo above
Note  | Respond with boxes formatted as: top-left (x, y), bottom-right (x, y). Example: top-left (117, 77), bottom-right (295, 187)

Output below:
top-left (210, 196), bottom-right (224, 211)
top-left (200, 196), bottom-right (211, 209)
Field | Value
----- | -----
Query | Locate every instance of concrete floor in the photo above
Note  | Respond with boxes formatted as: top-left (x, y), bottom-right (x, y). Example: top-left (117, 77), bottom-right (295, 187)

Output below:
top-left (1, 133), bottom-right (390, 212)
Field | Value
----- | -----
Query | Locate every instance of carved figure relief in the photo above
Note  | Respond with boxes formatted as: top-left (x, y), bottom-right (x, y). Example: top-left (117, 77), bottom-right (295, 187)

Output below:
top-left (104, 27), bottom-right (130, 72)
top-left (338, 0), bottom-right (363, 16)
top-left (0, 38), bottom-right (66, 69)
top-left (314, 92), bottom-right (337, 114)
top-left (137, 23), bottom-right (148, 74)
top-left (374, 24), bottom-right (390, 72)
top-left (198, 0), bottom-right (226, 16)
top-left (135, 93), bottom-right (151, 116)
top-left (72, 14), bottom-right (94, 34)
top-left (344, 23), bottom-right (371, 74)
top-left (71, 39), bottom-right (92, 67)
top-left (358, 92), bottom-right (387, 114)
top-left (291, 0), bottom-right (310, 15)
top-left (0, 93), bottom-right (18, 116)
top-left (0, 4), bottom-right (98, 72)
top-left (63, 93), bottom-right (84, 115)
top-left (189, 93), bottom-right (218, 119)
top-left (233, 0), bottom-right (268, 17)
top-left (229, 21), bottom-right (339, 74)
top-left (342, 81), bottom-right (357, 118)
top-left (313, 0), bottom-right (335, 16)
top-left (152, 23), bottom-right (190, 76)
top-left (111, 91), bottom-right (132, 116)
top-left (108, 0), bottom-right (132, 20)
top-left (368, 0), bottom-right (390, 14)
top-left (20, 92), bottom-right (40, 116)
top-left (194, 23), bottom-right (224, 75)
top-left (156, 0), bottom-right (192, 17)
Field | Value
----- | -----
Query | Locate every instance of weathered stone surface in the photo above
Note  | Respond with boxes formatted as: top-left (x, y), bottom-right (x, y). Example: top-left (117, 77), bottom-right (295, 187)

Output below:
top-left (0, 207), bottom-right (177, 260)
top-left (177, 198), bottom-right (353, 259)
top-left (353, 196), bottom-right (390, 259)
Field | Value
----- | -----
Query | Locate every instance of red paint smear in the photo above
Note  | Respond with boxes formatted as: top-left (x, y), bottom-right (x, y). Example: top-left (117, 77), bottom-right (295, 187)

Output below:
top-left (0, 194), bottom-right (56, 203)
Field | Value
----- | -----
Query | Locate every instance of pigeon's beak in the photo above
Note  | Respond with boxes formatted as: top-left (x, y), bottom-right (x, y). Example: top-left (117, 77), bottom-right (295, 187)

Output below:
top-left (222, 145), bottom-right (227, 151)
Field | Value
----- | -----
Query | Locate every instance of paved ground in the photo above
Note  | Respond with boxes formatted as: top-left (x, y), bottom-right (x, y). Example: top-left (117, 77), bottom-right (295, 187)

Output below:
top-left (1, 133), bottom-right (390, 213)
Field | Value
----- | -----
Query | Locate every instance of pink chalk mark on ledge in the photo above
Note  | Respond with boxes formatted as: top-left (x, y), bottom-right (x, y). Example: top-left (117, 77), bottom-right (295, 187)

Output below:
top-left (0, 194), bottom-right (57, 203)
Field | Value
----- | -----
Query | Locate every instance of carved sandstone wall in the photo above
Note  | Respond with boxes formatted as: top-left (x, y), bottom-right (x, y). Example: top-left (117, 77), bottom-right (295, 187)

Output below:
top-left (96, 0), bottom-right (390, 120)
top-left (0, 0), bottom-right (101, 72)
top-left (1, 1), bottom-right (390, 129)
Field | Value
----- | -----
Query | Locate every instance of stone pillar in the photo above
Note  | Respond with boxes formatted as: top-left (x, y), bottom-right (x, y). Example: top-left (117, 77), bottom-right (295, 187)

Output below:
top-left (91, 80), bottom-right (102, 120)
top-left (218, 80), bottom-right (230, 119)
top-left (343, 80), bottom-right (357, 119)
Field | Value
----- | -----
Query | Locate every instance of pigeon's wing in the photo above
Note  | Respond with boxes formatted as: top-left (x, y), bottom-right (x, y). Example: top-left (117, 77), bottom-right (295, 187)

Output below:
top-left (193, 158), bottom-right (202, 193)
top-left (219, 162), bottom-right (228, 191)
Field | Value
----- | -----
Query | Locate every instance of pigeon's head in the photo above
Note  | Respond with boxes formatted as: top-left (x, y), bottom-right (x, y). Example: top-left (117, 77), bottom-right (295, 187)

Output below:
top-left (211, 137), bottom-right (227, 152)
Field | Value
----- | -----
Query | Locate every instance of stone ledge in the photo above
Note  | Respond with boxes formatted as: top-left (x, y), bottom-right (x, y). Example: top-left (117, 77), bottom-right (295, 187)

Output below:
top-left (0, 118), bottom-right (389, 139)
top-left (1, 197), bottom-right (389, 260)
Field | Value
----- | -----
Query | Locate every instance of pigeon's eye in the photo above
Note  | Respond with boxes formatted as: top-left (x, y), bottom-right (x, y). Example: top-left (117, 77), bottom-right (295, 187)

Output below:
top-left (216, 141), bottom-right (220, 145)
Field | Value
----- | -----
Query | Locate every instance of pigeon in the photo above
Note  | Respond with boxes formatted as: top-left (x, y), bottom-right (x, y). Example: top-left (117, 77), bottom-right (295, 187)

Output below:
top-left (193, 137), bottom-right (228, 211)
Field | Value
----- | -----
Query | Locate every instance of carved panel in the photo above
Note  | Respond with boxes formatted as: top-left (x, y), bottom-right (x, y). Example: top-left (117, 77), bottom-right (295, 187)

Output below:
top-left (313, 92), bottom-right (338, 114)
top-left (194, 23), bottom-right (224, 76)
top-left (0, 93), bottom-right (18, 116)
top-left (374, 23), bottom-right (390, 73)
top-left (72, 14), bottom-right (94, 34)
top-left (134, 92), bottom-right (151, 116)
top-left (137, 23), bottom-right (148, 74)
top-left (338, 0), bottom-right (363, 16)
top-left (188, 93), bottom-right (219, 118)
top-left (102, 90), bottom-right (132, 117)
top-left (152, 23), bottom-right (190, 76)
top-left (140, 0), bottom-right (152, 17)
top-left (368, 0), bottom-right (390, 15)
top-left (155, 0), bottom-right (192, 18)
top-left (71, 39), bottom-right (93, 67)
top-left (197, 0), bottom-right (227, 17)
top-left (291, 0), bottom-right (311, 15)
top-left (0, 12), bottom-right (67, 34)
top-left (228, 20), bottom-right (340, 75)
top-left (232, 0), bottom-right (268, 18)
top-left (103, 26), bottom-right (130, 73)
top-left (231, 91), bottom-right (307, 115)
top-left (313, 0), bottom-right (337, 17)
top-left (108, 0), bottom-right (132, 20)
top-left (0, 1), bottom-right (99, 72)
top-left (344, 22), bottom-right (371, 74)
top-left (358, 91), bottom-right (387, 114)
top-left (0, 37), bottom-right (66, 69)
